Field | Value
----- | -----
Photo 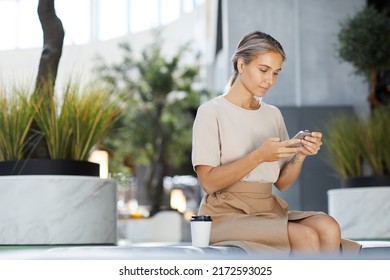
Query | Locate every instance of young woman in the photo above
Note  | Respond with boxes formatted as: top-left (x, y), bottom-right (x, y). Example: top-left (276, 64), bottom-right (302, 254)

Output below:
top-left (191, 31), bottom-right (361, 255)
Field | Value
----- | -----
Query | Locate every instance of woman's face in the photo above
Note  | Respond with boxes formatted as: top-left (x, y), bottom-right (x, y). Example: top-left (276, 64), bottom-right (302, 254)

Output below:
top-left (237, 51), bottom-right (283, 98)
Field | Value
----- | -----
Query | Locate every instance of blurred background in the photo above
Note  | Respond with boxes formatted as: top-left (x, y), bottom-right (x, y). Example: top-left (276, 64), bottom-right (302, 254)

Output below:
top-left (1, 0), bottom-right (389, 243)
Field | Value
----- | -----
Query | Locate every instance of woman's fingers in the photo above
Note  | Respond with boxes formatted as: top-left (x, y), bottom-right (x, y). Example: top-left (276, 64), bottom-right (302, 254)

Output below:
top-left (279, 139), bottom-right (301, 157)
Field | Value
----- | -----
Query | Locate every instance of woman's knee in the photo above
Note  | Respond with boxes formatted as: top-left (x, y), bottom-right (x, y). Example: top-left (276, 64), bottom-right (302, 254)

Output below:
top-left (288, 223), bottom-right (320, 251)
top-left (317, 215), bottom-right (341, 239)
top-left (301, 215), bottom-right (340, 236)
top-left (301, 226), bottom-right (321, 249)
top-left (304, 215), bottom-right (341, 252)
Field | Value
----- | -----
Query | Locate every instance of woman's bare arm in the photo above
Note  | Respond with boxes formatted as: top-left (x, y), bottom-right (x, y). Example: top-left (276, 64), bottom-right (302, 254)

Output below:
top-left (196, 137), bottom-right (301, 193)
top-left (275, 132), bottom-right (322, 192)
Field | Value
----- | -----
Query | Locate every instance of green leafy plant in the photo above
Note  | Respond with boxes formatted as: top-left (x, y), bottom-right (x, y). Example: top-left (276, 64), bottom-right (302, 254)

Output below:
top-left (324, 115), bottom-right (363, 178)
top-left (0, 80), bottom-right (121, 162)
top-left (32, 81), bottom-right (121, 160)
top-left (95, 32), bottom-right (209, 213)
top-left (360, 107), bottom-right (390, 175)
top-left (0, 85), bottom-right (34, 160)
top-left (336, 6), bottom-right (390, 109)
top-left (325, 108), bottom-right (390, 178)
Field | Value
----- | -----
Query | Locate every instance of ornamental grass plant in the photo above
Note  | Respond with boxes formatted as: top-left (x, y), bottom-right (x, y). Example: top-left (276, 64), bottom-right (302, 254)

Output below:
top-left (0, 85), bottom-right (34, 160)
top-left (360, 107), bottom-right (390, 176)
top-left (65, 83), bottom-right (121, 161)
top-left (324, 115), bottom-right (363, 178)
top-left (325, 107), bottom-right (390, 178)
top-left (0, 79), bottom-right (121, 162)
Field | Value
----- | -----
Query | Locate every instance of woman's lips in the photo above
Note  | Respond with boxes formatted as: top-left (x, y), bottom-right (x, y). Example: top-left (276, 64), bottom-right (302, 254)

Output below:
top-left (259, 86), bottom-right (269, 93)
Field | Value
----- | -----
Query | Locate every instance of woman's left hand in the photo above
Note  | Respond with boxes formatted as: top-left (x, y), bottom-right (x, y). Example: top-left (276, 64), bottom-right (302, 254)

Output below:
top-left (299, 131), bottom-right (322, 156)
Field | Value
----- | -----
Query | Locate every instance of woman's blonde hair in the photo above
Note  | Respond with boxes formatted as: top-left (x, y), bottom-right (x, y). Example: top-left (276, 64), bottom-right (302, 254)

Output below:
top-left (226, 31), bottom-right (286, 89)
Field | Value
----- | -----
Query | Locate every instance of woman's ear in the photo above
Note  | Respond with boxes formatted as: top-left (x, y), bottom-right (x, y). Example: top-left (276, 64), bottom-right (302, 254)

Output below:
top-left (237, 58), bottom-right (245, 73)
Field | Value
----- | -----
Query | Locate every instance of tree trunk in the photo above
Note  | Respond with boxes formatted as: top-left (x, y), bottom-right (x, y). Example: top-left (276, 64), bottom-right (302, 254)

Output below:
top-left (149, 134), bottom-right (168, 215)
top-left (144, 105), bottom-right (168, 215)
top-left (25, 0), bottom-right (65, 159)
top-left (35, 0), bottom-right (65, 92)
top-left (367, 69), bottom-right (381, 110)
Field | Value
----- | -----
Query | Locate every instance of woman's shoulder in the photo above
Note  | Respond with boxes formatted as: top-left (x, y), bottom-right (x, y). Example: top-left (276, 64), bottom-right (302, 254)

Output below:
top-left (200, 95), bottom-right (223, 106)
top-left (197, 95), bottom-right (224, 113)
top-left (261, 101), bottom-right (282, 115)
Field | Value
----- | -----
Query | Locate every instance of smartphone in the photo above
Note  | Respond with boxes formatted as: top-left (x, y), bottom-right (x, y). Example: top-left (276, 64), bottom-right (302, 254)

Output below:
top-left (289, 130), bottom-right (311, 147)
top-left (292, 130), bottom-right (311, 140)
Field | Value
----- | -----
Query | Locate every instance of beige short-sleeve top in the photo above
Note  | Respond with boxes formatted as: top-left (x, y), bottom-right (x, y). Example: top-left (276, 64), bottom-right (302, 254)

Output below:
top-left (192, 95), bottom-right (290, 184)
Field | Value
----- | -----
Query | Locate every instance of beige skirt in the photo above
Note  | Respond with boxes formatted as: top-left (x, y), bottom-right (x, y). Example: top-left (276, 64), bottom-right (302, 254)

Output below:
top-left (198, 181), bottom-right (361, 255)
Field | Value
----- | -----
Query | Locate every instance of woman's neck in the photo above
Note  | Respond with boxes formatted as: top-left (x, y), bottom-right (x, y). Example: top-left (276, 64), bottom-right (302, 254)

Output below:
top-left (224, 84), bottom-right (260, 110)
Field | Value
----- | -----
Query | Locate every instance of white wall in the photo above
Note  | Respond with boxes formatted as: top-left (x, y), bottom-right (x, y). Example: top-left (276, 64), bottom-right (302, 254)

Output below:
top-left (216, 0), bottom-right (369, 115)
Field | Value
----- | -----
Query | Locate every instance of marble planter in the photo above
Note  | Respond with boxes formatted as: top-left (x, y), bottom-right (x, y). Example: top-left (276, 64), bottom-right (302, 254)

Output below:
top-left (0, 175), bottom-right (117, 245)
top-left (328, 187), bottom-right (390, 239)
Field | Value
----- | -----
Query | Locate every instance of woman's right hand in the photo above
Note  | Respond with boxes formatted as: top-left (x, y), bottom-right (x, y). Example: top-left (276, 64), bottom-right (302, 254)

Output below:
top-left (196, 137), bottom-right (301, 194)
top-left (253, 137), bottom-right (301, 163)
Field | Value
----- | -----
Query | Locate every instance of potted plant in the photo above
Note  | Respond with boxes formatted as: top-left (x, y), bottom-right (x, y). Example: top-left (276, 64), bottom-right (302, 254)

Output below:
top-left (325, 5), bottom-right (390, 188)
top-left (324, 107), bottom-right (390, 187)
top-left (336, 5), bottom-right (390, 109)
top-left (0, 81), bottom-right (120, 176)
top-left (325, 108), bottom-right (390, 240)
top-left (0, 0), bottom-right (122, 245)
top-left (0, 79), bottom-right (122, 245)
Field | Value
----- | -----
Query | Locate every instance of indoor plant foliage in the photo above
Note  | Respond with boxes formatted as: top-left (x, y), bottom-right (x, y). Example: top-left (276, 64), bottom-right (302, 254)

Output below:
top-left (95, 34), bottom-right (208, 213)
top-left (0, 80), bottom-right (121, 245)
top-left (0, 0), bottom-right (118, 246)
top-left (328, 5), bottom-right (390, 187)
top-left (32, 81), bottom-right (121, 161)
top-left (336, 5), bottom-right (390, 109)
top-left (0, 80), bottom-right (121, 163)
top-left (360, 107), bottom-right (390, 176)
top-left (324, 115), bottom-right (362, 178)
top-left (0, 86), bottom-right (34, 160)
top-left (325, 107), bottom-right (390, 186)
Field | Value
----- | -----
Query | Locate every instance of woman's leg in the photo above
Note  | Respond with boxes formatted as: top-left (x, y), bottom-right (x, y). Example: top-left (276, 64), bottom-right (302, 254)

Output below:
top-left (287, 221), bottom-right (321, 254)
top-left (295, 214), bottom-right (341, 254)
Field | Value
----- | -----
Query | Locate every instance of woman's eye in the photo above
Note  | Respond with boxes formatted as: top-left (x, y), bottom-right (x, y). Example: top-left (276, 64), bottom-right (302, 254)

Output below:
top-left (274, 72), bottom-right (279, 76)
top-left (260, 69), bottom-right (267, 73)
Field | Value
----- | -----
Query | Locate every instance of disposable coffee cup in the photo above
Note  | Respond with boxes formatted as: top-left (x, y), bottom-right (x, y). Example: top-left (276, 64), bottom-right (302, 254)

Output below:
top-left (190, 215), bottom-right (212, 247)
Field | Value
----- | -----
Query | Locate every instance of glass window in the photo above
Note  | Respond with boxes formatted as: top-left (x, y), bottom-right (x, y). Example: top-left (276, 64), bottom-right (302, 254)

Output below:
top-left (99, 0), bottom-right (128, 40)
top-left (183, 0), bottom-right (194, 13)
top-left (0, 0), bottom-right (18, 50)
top-left (160, 0), bottom-right (181, 25)
top-left (18, 0), bottom-right (42, 49)
top-left (0, 0), bottom-right (197, 50)
top-left (129, 0), bottom-right (159, 33)
top-left (194, 0), bottom-right (205, 6)
top-left (56, 0), bottom-right (91, 45)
